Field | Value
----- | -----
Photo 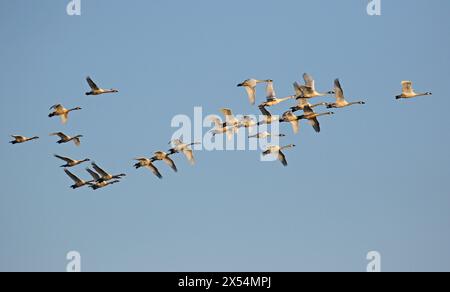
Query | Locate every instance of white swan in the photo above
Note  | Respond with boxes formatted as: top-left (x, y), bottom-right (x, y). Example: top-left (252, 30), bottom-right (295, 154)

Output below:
top-left (257, 106), bottom-right (278, 126)
top-left (134, 158), bottom-right (163, 179)
top-left (281, 106), bottom-right (334, 133)
top-left (237, 79), bottom-right (272, 105)
top-left (301, 106), bottom-right (335, 133)
top-left (326, 79), bottom-right (366, 108)
top-left (85, 168), bottom-right (121, 190)
top-left (50, 132), bottom-right (83, 146)
top-left (209, 117), bottom-right (235, 140)
top-left (10, 135), bottom-right (39, 145)
top-left (259, 81), bottom-right (295, 107)
top-left (249, 132), bottom-right (286, 139)
top-left (151, 151), bottom-right (178, 173)
top-left (297, 73), bottom-right (334, 99)
top-left (64, 169), bottom-right (93, 189)
top-left (291, 82), bottom-right (328, 112)
top-left (54, 155), bottom-right (90, 167)
top-left (85, 76), bottom-right (119, 96)
top-left (91, 162), bottom-right (126, 182)
top-left (168, 139), bottom-right (201, 165)
top-left (262, 144), bottom-right (296, 167)
top-left (396, 81), bottom-right (432, 99)
top-left (48, 104), bottom-right (82, 124)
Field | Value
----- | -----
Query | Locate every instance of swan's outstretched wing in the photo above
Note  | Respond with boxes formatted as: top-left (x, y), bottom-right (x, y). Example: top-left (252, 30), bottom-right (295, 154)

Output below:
top-left (86, 76), bottom-right (100, 91)
top-left (86, 168), bottom-right (101, 181)
top-left (64, 169), bottom-right (83, 184)
top-left (309, 118), bottom-right (321, 133)
top-left (293, 82), bottom-right (303, 97)
top-left (50, 132), bottom-right (70, 139)
top-left (334, 79), bottom-right (345, 102)
top-left (266, 81), bottom-right (276, 101)
top-left (259, 106), bottom-right (272, 118)
top-left (60, 113), bottom-right (68, 124)
top-left (49, 104), bottom-right (63, 111)
top-left (220, 108), bottom-right (238, 125)
top-left (290, 120), bottom-right (299, 134)
top-left (245, 86), bottom-right (256, 105)
top-left (303, 73), bottom-right (315, 90)
top-left (278, 151), bottom-right (288, 167)
top-left (182, 149), bottom-right (195, 165)
top-left (402, 81), bottom-right (413, 95)
top-left (54, 155), bottom-right (74, 163)
top-left (146, 161), bottom-right (163, 179)
top-left (163, 156), bottom-right (178, 172)
top-left (92, 163), bottom-right (110, 177)
top-left (73, 137), bottom-right (81, 147)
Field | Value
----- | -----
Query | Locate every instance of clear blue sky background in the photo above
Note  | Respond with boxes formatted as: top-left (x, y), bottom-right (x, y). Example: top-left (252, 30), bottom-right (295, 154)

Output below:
top-left (1, 0), bottom-right (449, 272)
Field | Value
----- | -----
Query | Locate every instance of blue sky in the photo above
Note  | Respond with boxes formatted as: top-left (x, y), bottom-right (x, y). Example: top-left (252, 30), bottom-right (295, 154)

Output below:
top-left (1, 0), bottom-right (450, 272)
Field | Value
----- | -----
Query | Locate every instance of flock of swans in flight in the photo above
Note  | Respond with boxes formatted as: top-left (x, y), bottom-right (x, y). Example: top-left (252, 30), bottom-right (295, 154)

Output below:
top-left (9, 75), bottom-right (433, 190)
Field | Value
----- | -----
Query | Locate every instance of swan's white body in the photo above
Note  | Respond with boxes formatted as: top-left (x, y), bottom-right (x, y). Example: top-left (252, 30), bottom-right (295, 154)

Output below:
top-left (237, 79), bottom-right (272, 105)
top-left (48, 104), bottom-right (82, 124)
top-left (262, 144), bottom-right (296, 167)
top-left (326, 79), bottom-right (366, 108)
top-left (259, 81), bottom-right (295, 107)
top-left (296, 73), bottom-right (334, 99)
top-left (50, 132), bottom-right (83, 146)
top-left (85, 76), bottom-right (119, 96)
top-left (396, 81), bottom-right (432, 99)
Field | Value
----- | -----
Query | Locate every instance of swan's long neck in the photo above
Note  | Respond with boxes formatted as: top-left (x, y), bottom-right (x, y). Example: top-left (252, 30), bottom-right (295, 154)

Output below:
top-left (281, 145), bottom-right (294, 151)
top-left (316, 112), bottom-right (334, 118)
top-left (319, 91), bottom-right (335, 96)
top-left (312, 102), bottom-right (328, 108)
top-left (280, 95), bottom-right (295, 102)
top-left (349, 101), bottom-right (365, 106)
top-left (417, 92), bottom-right (432, 97)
